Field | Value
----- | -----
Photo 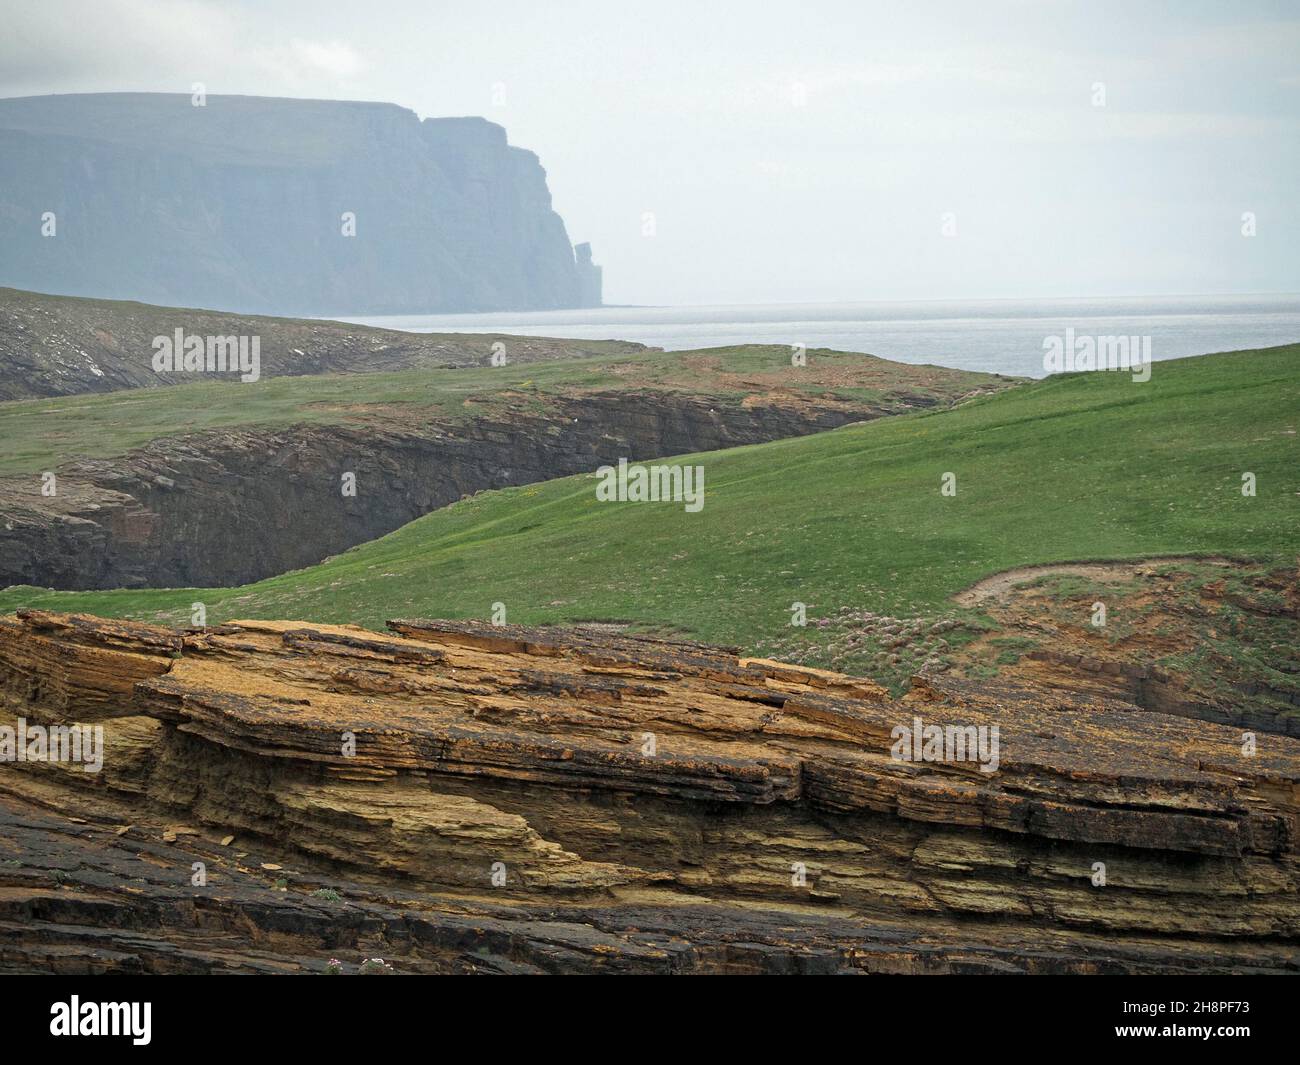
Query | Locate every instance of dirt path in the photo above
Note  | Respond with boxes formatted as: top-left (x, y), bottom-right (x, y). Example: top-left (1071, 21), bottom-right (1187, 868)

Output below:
top-left (953, 556), bottom-right (1237, 607)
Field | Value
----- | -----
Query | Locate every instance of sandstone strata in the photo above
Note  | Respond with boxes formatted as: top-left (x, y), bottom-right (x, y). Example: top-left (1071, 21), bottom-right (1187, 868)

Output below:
top-left (1, 610), bottom-right (1297, 974)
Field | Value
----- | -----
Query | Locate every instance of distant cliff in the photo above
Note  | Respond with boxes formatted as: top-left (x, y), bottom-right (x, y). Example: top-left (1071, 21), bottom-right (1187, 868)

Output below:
top-left (0, 93), bottom-right (602, 315)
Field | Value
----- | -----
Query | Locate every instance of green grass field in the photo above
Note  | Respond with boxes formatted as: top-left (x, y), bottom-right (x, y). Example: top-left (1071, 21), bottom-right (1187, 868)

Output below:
top-left (2, 346), bottom-right (1296, 664)
top-left (0, 344), bottom-right (1001, 475)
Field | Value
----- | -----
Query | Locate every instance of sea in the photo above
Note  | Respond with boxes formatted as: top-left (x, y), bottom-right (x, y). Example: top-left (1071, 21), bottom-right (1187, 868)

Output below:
top-left (343, 294), bottom-right (1300, 379)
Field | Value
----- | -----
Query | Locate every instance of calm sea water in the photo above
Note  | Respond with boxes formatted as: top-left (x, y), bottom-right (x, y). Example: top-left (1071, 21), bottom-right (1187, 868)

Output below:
top-left (344, 295), bottom-right (1300, 379)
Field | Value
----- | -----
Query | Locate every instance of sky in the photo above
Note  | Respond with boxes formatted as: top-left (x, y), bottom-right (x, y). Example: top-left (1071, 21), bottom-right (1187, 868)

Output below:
top-left (2, 0), bottom-right (1297, 306)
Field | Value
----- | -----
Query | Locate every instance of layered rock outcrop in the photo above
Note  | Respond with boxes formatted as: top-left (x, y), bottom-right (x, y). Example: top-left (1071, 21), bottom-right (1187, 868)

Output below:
top-left (1, 610), bottom-right (1297, 974)
top-left (0, 94), bottom-right (597, 315)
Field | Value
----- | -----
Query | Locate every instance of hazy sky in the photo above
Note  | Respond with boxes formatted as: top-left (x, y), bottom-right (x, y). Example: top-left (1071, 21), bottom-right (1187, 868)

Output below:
top-left (3, 0), bottom-right (1298, 305)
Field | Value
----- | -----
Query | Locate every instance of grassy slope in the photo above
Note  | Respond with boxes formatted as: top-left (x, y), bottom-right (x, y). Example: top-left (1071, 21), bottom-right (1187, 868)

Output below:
top-left (0, 345), bottom-right (1002, 475)
top-left (0, 284), bottom-right (650, 404)
top-left (2, 346), bottom-right (1295, 654)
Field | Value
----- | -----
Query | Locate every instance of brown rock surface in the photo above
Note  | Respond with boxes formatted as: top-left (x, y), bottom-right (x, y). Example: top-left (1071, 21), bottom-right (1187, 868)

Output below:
top-left (948, 559), bottom-right (1300, 737)
top-left (2, 610), bottom-right (1297, 974)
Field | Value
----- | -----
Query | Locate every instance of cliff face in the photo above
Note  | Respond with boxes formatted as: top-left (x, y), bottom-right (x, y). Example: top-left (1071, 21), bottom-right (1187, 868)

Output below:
top-left (0, 94), bottom-right (598, 315)
top-left (1, 610), bottom-right (1297, 974)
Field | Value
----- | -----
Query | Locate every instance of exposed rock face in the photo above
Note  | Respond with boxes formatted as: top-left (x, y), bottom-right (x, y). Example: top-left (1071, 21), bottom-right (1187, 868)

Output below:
top-left (0, 286), bottom-right (647, 402)
top-left (0, 94), bottom-right (598, 316)
top-left (949, 560), bottom-right (1300, 738)
top-left (0, 391), bottom-right (893, 590)
top-left (1, 610), bottom-right (1297, 974)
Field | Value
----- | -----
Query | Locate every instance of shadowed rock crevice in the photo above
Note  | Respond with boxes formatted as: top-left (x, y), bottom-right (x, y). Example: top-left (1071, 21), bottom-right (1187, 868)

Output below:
top-left (0, 392), bottom-right (887, 590)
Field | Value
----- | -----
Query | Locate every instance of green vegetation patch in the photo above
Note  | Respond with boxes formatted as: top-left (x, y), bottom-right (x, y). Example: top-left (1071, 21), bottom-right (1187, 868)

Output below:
top-left (3, 345), bottom-right (1293, 670)
top-left (0, 345), bottom-right (1003, 475)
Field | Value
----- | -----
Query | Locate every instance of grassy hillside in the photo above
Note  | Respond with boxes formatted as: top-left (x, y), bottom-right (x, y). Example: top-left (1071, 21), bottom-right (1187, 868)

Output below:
top-left (2, 346), bottom-right (1295, 670)
top-left (0, 285), bottom-right (650, 403)
top-left (0, 344), bottom-right (1008, 475)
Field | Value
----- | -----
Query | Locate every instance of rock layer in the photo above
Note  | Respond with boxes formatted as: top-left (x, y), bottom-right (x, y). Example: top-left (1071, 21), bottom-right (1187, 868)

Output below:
top-left (1, 610), bottom-right (1297, 974)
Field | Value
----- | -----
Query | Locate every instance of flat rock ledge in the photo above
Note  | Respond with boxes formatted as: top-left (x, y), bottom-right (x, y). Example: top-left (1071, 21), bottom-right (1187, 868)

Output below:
top-left (1, 609), bottom-right (1297, 974)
